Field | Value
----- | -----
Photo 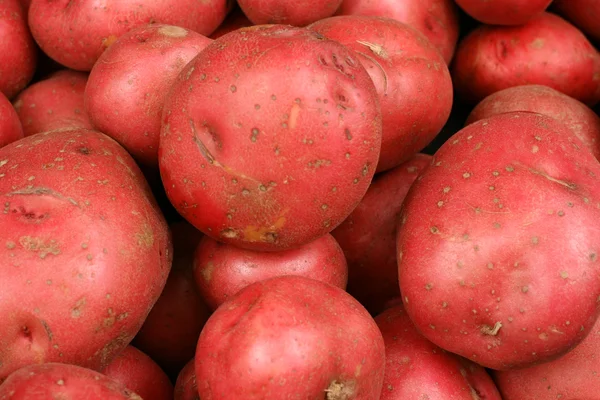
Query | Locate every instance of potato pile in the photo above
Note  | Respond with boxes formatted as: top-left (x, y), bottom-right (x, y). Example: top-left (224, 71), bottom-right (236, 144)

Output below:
top-left (0, 0), bottom-right (600, 399)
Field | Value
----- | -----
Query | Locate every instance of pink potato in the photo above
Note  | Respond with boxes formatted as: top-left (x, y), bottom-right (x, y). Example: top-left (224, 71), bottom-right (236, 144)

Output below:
top-left (0, 129), bottom-right (172, 381)
top-left (309, 16), bottom-right (452, 172)
top-left (454, 0), bottom-right (551, 25)
top-left (132, 222), bottom-right (211, 377)
top-left (210, 6), bottom-right (253, 39)
top-left (237, 0), bottom-right (342, 26)
top-left (494, 310), bottom-right (600, 399)
top-left (336, 0), bottom-right (460, 64)
top-left (174, 359), bottom-right (199, 400)
top-left (376, 305), bottom-right (502, 400)
top-left (553, 0), bottom-right (600, 43)
top-left (193, 233), bottom-right (348, 310)
top-left (103, 346), bottom-right (174, 400)
top-left (0, 92), bottom-right (24, 148)
top-left (159, 25), bottom-right (382, 251)
top-left (85, 25), bottom-right (213, 169)
top-left (452, 12), bottom-right (600, 106)
top-left (13, 69), bottom-right (93, 137)
top-left (331, 154), bottom-right (431, 315)
top-left (397, 112), bottom-right (600, 370)
top-left (28, 0), bottom-right (229, 71)
top-left (466, 84), bottom-right (600, 160)
top-left (0, 0), bottom-right (37, 99)
top-left (195, 275), bottom-right (386, 399)
top-left (0, 363), bottom-right (141, 399)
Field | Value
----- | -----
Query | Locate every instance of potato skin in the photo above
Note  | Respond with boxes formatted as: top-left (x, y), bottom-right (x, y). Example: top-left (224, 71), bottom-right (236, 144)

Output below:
top-left (0, 0), bottom-right (36, 99)
top-left (195, 275), bottom-right (386, 399)
top-left (174, 359), bottom-right (198, 400)
top-left (337, 0), bottom-right (460, 64)
top-left (85, 25), bottom-right (212, 169)
top-left (466, 85), bottom-right (600, 160)
top-left (159, 25), bottom-right (382, 251)
top-left (397, 112), bottom-right (600, 370)
top-left (331, 154), bottom-right (431, 315)
top-left (0, 129), bottom-right (172, 381)
top-left (193, 233), bottom-right (348, 310)
top-left (102, 346), bottom-right (174, 400)
top-left (0, 92), bottom-right (24, 148)
top-left (452, 12), bottom-right (600, 106)
top-left (454, 0), bottom-right (551, 25)
top-left (553, 0), bottom-right (600, 43)
top-left (0, 363), bottom-right (142, 399)
top-left (309, 16), bottom-right (452, 172)
top-left (237, 0), bottom-right (342, 26)
top-left (376, 305), bottom-right (502, 400)
top-left (13, 69), bottom-right (93, 137)
top-left (28, 0), bottom-right (229, 71)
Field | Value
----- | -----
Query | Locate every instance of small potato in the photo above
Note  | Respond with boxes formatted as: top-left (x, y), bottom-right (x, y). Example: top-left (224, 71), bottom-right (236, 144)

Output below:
top-left (0, 0), bottom-right (37, 99)
top-left (0, 92), bottom-right (24, 148)
top-left (193, 233), bottom-right (348, 310)
top-left (103, 346), bottom-right (174, 400)
top-left (13, 69), bottom-right (92, 137)
top-left (466, 85), bottom-right (600, 160)
top-left (237, 0), bottom-right (342, 26)
top-left (454, 0), bottom-right (551, 25)
top-left (452, 12), bottom-right (600, 106)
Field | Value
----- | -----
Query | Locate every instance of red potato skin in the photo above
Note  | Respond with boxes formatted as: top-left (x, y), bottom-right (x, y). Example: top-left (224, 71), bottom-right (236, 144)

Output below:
top-left (0, 363), bottom-right (142, 399)
top-left (193, 233), bottom-right (348, 310)
top-left (331, 154), bottom-right (431, 315)
top-left (0, 92), bottom-right (24, 148)
top-left (210, 6), bottom-right (253, 39)
top-left (132, 222), bottom-right (211, 378)
top-left (159, 25), bottom-right (382, 252)
top-left (454, 0), bottom-right (551, 25)
top-left (0, 0), bottom-right (37, 99)
top-left (397, 112), bottom-right (600, 370)
top-left (494, 311), bottom-right (600, 399)
top-left (237, 0), bottom-right (342, 26)
top-left (376, 305), bottom-right (502, 400)
top-left (452, 12), bottom-right (600, 107)
top-left (195, 275), bottom-right (386, 399)
top-left (28, 0), bottom-right (229, 71)
top-left (0, 129), bottom-right (172, 381)
top-left (466, 84), bottom-right (600, 160)
top-left (102, 346), bottom-right (174, 400)
top-left (174, 359), bottom-right (199, 400)
top-left (309, 16), bottom-right (452, 172)
top-left (85, 25), bottom-right (213, 169)
top-left (336, 0), bottom-right (460, 64)
top-left (553, 0), bottom-right (600, 43)
top-left (13, 69), bottom-right (93, 137)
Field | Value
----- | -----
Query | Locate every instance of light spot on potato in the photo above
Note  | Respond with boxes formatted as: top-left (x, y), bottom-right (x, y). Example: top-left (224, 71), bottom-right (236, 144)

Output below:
top-left (158, 25), bottom-right (188, 38)
top-left (560, 271), bottom-right (569, 279)
top-left (531, 145), bottom-right (539, 154)
top-left (71, 297), bottom-right (87, 319)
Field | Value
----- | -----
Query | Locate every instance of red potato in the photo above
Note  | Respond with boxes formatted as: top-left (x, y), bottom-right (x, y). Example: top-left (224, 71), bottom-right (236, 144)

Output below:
top-left (159, 25), bottom-right (382, 251)
top-left (452, 12), bottom-right (600, 107)
top-left (237, 0), bottom-right (342, 26)
top-left (193, 233), bottom-right (348, 310)
top-left (85, 25), bottom-right (213, 169)
top-left (0, 92), bottom-right (24, 148)
top-left (0, 0), bottom-right (37, 99)
top-left (133, 222), bottom-right (211, 377)
top-left (0, 129), bottom-right (172, 381)
top-left (494, 310), bottom-right (600, 399)
top-left (331, 154), bottom-right (431, 315)
top-left (174, 359), bottom-right (199, 400)
top-left (397, 112), bottom-right (600, 370)
top-left (13, 69), bottom-right (93, 137)
top-left (454, 0), bottom-right (552, 25)
top-left (466, 84), bottom-right (600, 160)
top-left (210, 6), bottom-right (253, 39)
top-left (376, 305), bottom-right (502, 400)
top-left (28, 0), bottom-right (229, 71)
top-left (195, 275), bottom-right (386, 399)
top-left (0, 363), bottom-right (141, 399)
top-left (103, 346), bottom-right (174, 400)
top-left (309, 16), bottom-right (452, 172)
top-left (336, 0), bottom-right (460, 64)
top-left (553, 0), bottom-right (600, 43)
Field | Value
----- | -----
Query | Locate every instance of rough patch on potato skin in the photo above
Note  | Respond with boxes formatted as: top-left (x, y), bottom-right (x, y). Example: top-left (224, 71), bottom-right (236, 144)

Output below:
top-left (326, 379), bottom-right (356, 399)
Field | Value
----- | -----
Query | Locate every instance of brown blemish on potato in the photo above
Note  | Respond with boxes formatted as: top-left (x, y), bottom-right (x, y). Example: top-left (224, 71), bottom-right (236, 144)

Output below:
top-left (71, 297), bottom-right (87, 319)
top-left (243, 215), bottom-right (286, 244)
top-left (158, 25), bottom-right (188, 38)
top-left (135, 223), bottom-right (154, 248)
top-left (480, 321), bottom-right (502, 336)
top-left (19, 236), bottom-right (61, 258)
top-left (325, 379), bottom-right (356, 400)
top-left (202, 262), bottom-right (214, 282)
top-left (93, 332), bottom-right (131, 370)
